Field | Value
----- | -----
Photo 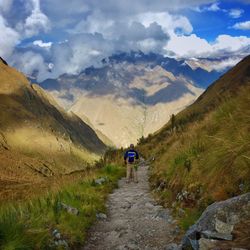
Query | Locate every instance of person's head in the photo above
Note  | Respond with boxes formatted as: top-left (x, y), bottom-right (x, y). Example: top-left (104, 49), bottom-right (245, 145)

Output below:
top-left (130, 144), bottom-right (134, 149)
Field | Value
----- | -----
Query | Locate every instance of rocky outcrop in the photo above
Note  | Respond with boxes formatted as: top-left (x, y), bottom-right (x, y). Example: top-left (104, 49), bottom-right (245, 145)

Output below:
top-left (181, 193), bottom-right (250, 249)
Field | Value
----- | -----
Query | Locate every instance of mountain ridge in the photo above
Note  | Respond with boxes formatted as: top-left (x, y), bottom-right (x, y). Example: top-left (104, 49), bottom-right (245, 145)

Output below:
top-left (38, 52), bottom-right (217, 147)
top-left (157, 54), bottom-right (250, 134)
top-left (0, 59), bottom-right (106, 196)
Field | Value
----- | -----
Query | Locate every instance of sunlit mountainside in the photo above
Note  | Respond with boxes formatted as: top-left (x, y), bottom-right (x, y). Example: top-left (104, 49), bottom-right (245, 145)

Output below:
top-left (0, 58), bottom-right (106, 199)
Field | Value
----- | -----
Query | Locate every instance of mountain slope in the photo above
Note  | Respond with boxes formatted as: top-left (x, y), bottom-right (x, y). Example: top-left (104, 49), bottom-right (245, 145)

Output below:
top-left (138, 55), bottom-right (250, 207)
top-left (67, 64), bottom-right (203, 147)
top-left (40, 53), bottom-right (210, 147)
top-left (0, 59), bottom-right (106, 189)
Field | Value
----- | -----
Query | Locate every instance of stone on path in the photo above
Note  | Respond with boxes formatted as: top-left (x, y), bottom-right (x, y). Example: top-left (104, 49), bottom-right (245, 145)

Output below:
top-left (83, 165), bottom-right (178, 250)
top-left (96, 213), bottom-right (107, 220)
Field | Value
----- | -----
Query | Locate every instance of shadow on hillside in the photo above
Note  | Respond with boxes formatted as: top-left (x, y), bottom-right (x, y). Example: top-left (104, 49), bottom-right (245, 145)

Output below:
top-left (0, 91), bottom-right (106, 154)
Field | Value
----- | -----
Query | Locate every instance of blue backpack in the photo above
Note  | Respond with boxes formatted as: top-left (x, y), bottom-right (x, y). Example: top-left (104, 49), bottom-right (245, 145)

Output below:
top-left (125, 150), bottom-right (138, 163)
top-left (128, 151), bottom-right (136, 163)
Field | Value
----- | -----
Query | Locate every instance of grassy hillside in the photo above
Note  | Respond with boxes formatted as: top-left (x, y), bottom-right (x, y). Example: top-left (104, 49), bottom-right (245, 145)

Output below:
top-left (0, 164), bottom-right (125, 249)
top-left (0, 58), bottom-right (126, 249)
top-left (138, 55), bottom-right (250, 225)
top-left (0, 59), bottom-right (106, 200)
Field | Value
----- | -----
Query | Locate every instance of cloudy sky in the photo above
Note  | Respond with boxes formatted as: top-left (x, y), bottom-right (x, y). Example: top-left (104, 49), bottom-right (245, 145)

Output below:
top-left (0, 0), bottom-right (250, 81)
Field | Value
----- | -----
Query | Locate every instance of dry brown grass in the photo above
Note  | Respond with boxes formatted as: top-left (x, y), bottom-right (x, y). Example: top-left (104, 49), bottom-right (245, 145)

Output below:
top-left (0, 60), bottom-right (107, 202)
top-left (147, 90), bottom-right (250, 202)
top-left (138, 56), bottom-right (250, 209)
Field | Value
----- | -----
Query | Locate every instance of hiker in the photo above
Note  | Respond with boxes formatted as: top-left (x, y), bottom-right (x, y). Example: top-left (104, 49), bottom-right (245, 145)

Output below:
top-left (124, 144), bottom-right (139, 183)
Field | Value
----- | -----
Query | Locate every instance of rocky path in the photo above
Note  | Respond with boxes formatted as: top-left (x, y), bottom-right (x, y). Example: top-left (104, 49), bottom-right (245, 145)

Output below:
top-left (83, 165), bottom-right (179, 250)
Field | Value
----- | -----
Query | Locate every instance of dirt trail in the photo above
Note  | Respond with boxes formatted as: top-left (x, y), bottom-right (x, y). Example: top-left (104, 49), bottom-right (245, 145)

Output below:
top-left (83, 165), bottom-right (179, 250)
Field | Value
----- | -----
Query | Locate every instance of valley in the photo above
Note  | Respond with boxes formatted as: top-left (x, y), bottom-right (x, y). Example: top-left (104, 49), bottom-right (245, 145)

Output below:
top-left (0, 54), bottom-right (249, 249)
top-left (1, 0), bottom-right (250, 248)
top-left (39, 52), bottom-right (222, 147)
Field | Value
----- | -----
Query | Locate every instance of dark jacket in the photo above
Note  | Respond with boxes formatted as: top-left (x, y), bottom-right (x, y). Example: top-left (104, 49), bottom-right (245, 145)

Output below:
top-left (124, 149), bottom-right (139, 163)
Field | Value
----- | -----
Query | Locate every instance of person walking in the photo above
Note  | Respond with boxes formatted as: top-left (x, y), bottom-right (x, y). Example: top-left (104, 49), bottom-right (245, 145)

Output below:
top-left (124, 144), bottom-right (139, 183)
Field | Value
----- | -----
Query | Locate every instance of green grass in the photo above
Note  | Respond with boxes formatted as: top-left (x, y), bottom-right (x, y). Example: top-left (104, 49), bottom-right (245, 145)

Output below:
top-left (139, 86), bottom-right (250, 218)
top-left (0, 164), bottom-right (125, 249)
top-left (178, 208), bottom-right (203, 231)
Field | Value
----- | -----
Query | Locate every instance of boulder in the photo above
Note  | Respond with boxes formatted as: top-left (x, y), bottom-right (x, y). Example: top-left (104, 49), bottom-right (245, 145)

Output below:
top-left (181, 192), bottom-right (250, 249)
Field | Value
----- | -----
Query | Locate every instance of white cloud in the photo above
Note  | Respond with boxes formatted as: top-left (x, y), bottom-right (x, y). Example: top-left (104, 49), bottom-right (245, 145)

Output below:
top-left (46, 33), bottom-right (115, 80)
top-left (206, 2), bottom-right (220, 11)
top-left (89, 50), bottom-right (101, 56)
top-left (24, 11), bottom-right (50, 37)
top-left (213, 35), bottom-right (250, 51)
top-left (71, 11), bottom-right (114, 36)
top-left (43, 0), bottom-right (218, 20)
top-left (0, 0), bottom-right (13, 13)
top-left (194, 3), bottom-right (246, 19)
top-left (207, 57), bottom-right (242, 71)
top-left (194, 1), bottom-right (220, 12)
top-left (233, 20), bottom-right (250, 30)
top-left (0, 15), bottom-right (20, 58)
top-left (228, 9), bottom-right (244, 18)
top-left (71, 11), bottom-right (170, 43)
top-left (10, 51), bottom-right (49, 81)
top-left (166, 33), bottom-right (250, 58)
top-left (33, 40), bottom-right (52, 48)
top-left (41, 0), bottom-right (89, 28)
top-left (17, 0), bottom-right (50, 37)
top-left (48, 63), bottom-right (54, 70)
top-left (67, 12), bottom-right (171, 61)
top-left (167, 32), bottom-right (212, 57)
top-left (2, 0), bottom-right (250, 81)
top-left (136, 38), bottom-right (166, 53)
top-left (44, 25), bottom-right (169, 80)
top-left (137, 12), bottom-right (193, 34)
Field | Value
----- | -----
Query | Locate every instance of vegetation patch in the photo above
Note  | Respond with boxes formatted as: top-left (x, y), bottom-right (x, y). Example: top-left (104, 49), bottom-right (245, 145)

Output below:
top-left (0, 164), bottom-right (125, 249)
top-left (178, 208), bottom-right (203, 231)
top-left (139, 86), bottom-right (250, 230)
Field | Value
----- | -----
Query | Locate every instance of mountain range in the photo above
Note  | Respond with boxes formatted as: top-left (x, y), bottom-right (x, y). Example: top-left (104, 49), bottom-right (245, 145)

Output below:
top-left (39, 52), bottom-right (224, 147)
